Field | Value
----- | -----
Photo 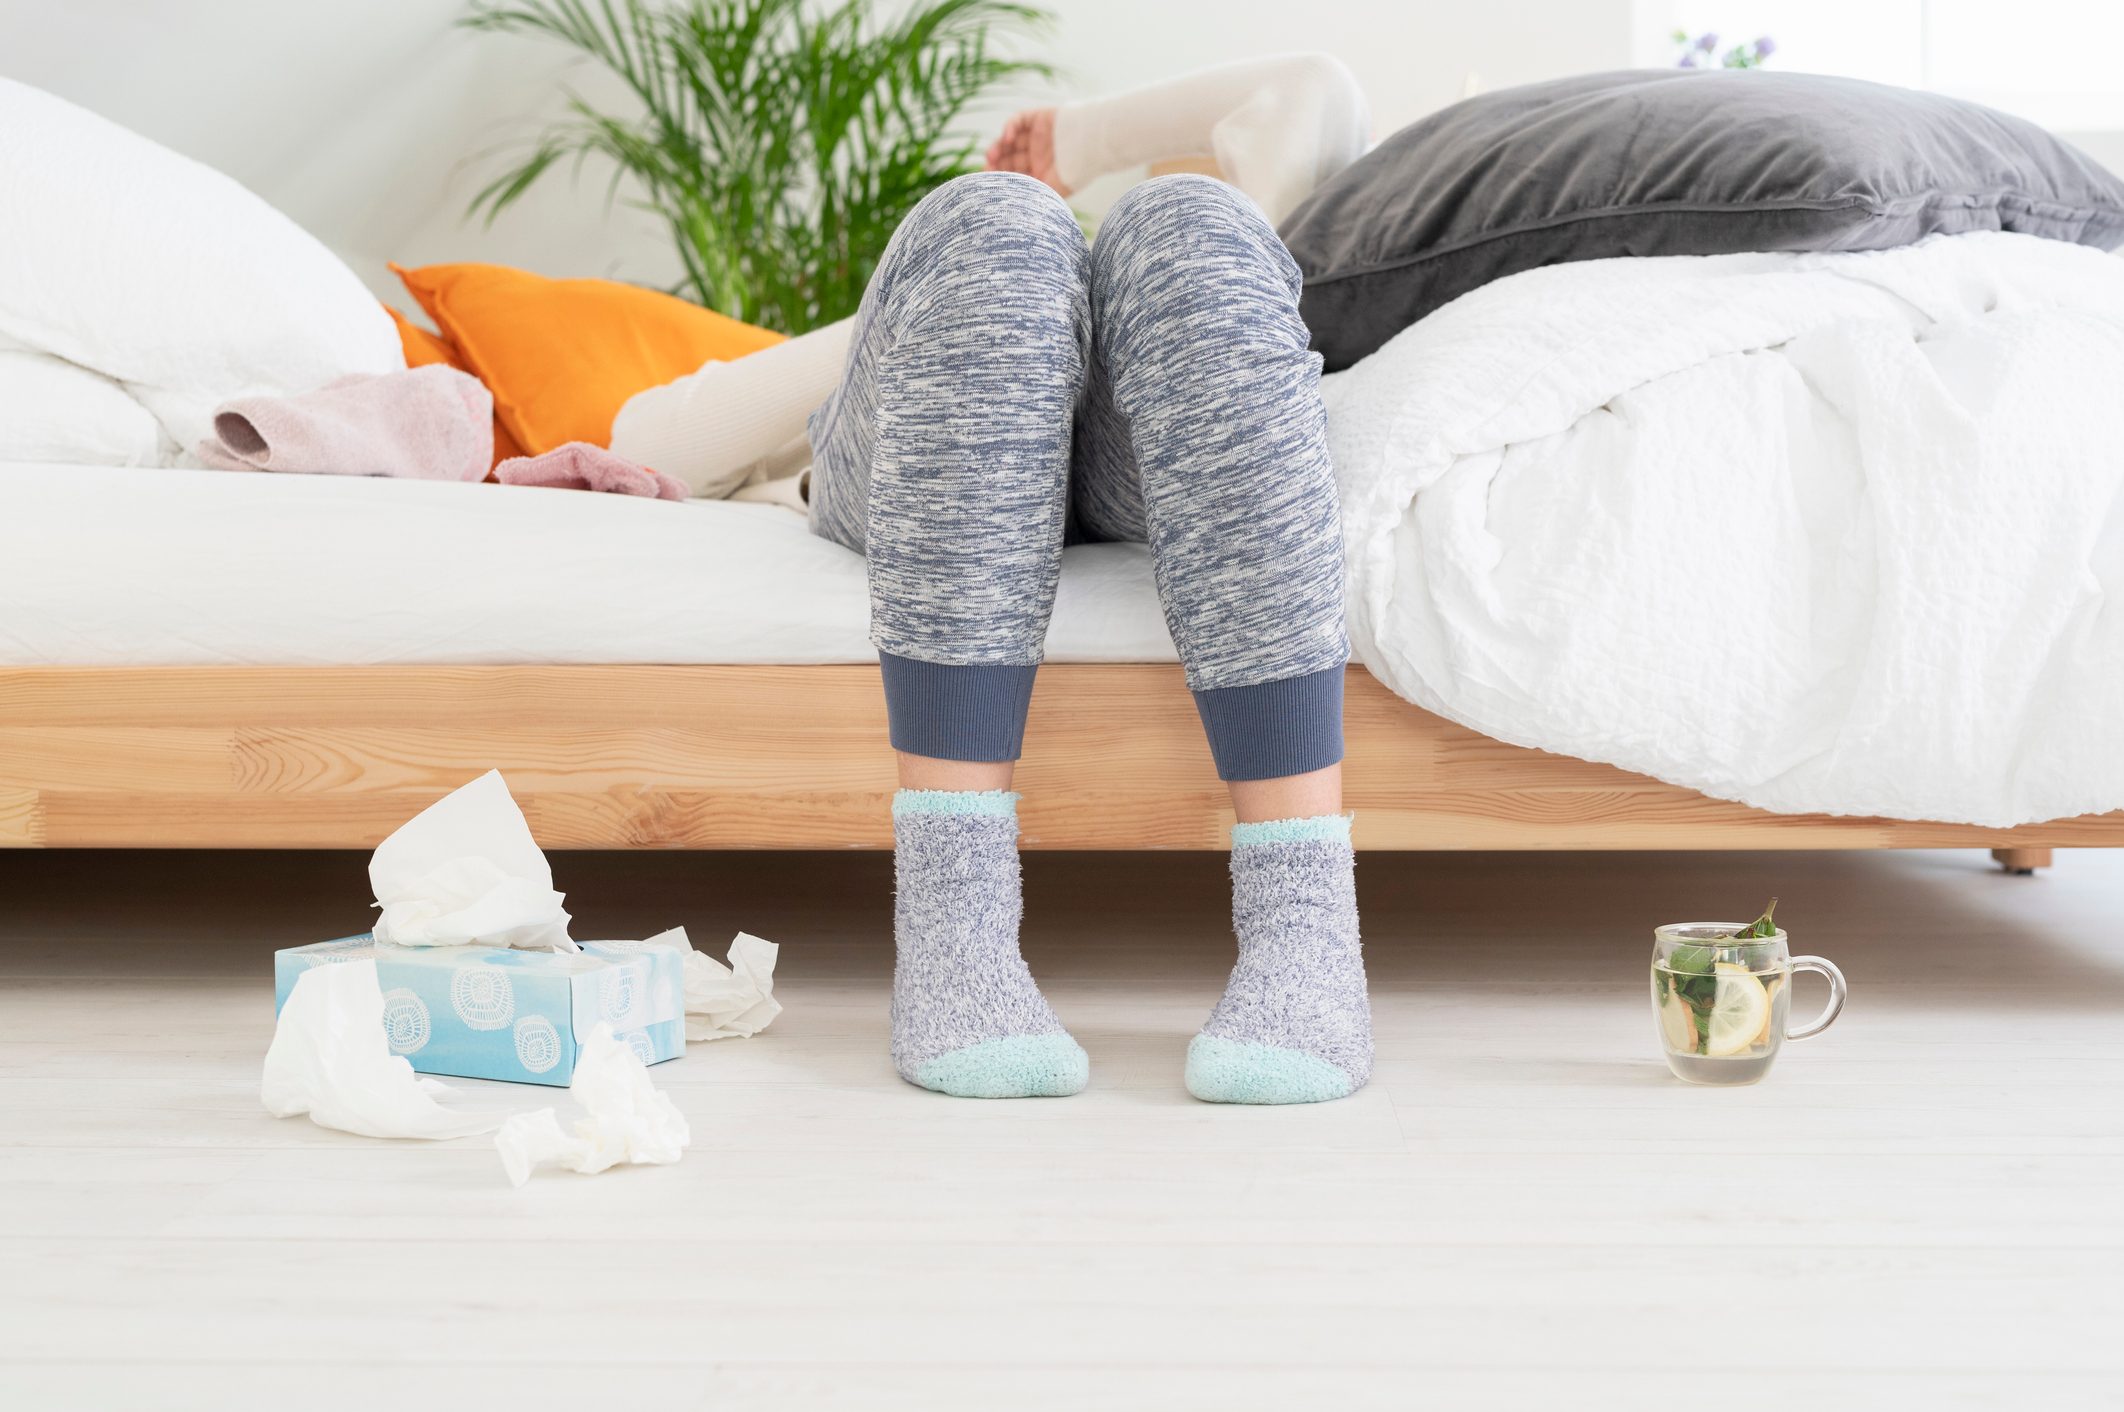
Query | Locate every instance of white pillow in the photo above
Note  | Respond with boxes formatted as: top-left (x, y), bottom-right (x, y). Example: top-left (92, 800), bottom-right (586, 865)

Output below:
top-left (0, 349), bottom-right (166, 465)
top-left (0, 79), bottom-right (402, 457)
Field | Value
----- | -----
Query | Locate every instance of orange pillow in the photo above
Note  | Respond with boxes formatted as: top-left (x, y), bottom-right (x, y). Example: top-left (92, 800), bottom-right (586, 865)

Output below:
top-left (383, 304), bottom-right (526, 467)
top-left (390, 263), bottom-right (785, 456)
top-left (385, 304), bottom-right (457, 369)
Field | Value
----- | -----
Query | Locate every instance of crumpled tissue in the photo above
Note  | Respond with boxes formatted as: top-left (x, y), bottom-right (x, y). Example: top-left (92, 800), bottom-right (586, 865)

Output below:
top-left (263, 776), bottom-right (779, 1171)
top-left (370, 769), bottom-right (575, 952)
top-left (677, 928), bottom-right (782, 1040)
top-left (495, 1023), bottom-right (692, 1186)
top-left (261, 959), bottom-right (504, 1139)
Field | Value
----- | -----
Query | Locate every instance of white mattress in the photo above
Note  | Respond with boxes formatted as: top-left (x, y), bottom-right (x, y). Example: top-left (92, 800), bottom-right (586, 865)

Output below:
top-left (0, 465), bottom-right (1178, 665)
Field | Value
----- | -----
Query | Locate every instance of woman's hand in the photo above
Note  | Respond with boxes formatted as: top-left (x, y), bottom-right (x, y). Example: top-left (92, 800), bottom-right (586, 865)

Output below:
top-left (983, 107), bottom-right (1071, 197)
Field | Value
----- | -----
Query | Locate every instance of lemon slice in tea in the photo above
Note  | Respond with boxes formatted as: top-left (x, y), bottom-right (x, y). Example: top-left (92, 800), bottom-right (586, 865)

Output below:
top-left (1657, 992), bottom-right (1698, 1053)
top-left (1706, 962), bottom-right (1772, 1057)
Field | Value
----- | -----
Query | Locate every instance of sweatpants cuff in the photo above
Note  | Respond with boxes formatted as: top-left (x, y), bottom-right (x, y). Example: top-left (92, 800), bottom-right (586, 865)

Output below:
top-left (879, 652), bottom-right (1039, 762)
top-left (1192, 666), bottom-right (1346, 782)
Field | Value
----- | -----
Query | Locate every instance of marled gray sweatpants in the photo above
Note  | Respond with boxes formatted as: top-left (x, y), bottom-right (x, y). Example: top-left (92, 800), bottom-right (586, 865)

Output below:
top-left (807, 171), bottom-right (1348, 781)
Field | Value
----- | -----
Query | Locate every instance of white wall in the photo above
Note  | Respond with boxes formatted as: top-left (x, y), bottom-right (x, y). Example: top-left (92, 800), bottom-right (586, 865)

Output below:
top-left (0, 0), bottom-right (1631, 300)
top-left (1023, 1), bottom-right (1632, 138)
top-left (998, 0), bottom-right (1633, 217)
top-left (0, 1), bottom-right (580, 298)
top-left (389, 0), bottom-right (1639, 295)
top-left (1, 0), bottom-right (2114, 307)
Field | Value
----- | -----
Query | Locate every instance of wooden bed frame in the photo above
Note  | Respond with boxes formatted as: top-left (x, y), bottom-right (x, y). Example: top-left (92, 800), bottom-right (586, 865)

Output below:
top-left (1, 664), bottom-right (2111, 867)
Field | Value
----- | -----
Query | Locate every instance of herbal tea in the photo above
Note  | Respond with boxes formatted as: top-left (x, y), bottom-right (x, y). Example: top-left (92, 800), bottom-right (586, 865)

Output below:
top-left (1651, 953), bottom-right (1790, 1084)
top-left (1649, 901), bottom-right (1848, 1086)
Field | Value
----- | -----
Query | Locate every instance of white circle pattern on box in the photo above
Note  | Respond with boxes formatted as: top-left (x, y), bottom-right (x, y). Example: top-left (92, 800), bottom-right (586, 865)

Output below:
top-left (620, 1029), bottom-right (657, 1065)
top-left (514, 1015), bottom-right (562, 1074)
top-left (380, 989), bottom-right (431, 1054)
top-left (600, 967), bottom-right (641, 1025)
top-left (313, 940), bottom-right (376, 965)
top-left (450, 966), bottom-right (515, 1030)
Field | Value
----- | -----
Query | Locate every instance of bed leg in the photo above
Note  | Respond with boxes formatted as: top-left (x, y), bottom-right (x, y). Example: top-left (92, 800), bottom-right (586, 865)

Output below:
top-left (1991, 847), bottom-right (2052, 875)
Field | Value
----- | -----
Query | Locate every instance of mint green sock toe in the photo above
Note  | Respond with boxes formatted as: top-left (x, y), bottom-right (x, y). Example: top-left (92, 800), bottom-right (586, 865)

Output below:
top-left (892, 794), bottom-right (1087, 1100)
top-left (1190, 821), bottom-right (1371, 1105)
top-left (911, 1033), bottom-right (1090, 1099)
top-left (1184, 1034), bottom-right (1354, 1105)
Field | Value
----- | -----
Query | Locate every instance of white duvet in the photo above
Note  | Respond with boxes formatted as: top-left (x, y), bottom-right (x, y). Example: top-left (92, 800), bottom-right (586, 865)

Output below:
top-left (1326, 231), bottom-right (2124, 828)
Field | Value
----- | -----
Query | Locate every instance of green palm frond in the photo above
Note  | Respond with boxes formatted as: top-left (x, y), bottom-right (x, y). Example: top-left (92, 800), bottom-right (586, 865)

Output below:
top-left (463, 0), bottom-right (1053, 333)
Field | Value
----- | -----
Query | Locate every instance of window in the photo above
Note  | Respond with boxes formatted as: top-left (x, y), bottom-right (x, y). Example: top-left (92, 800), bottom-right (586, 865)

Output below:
top-left (1927, 0), bottom-right (2124, 129)
top-left (1635, 0), bottom-right (2124, 128)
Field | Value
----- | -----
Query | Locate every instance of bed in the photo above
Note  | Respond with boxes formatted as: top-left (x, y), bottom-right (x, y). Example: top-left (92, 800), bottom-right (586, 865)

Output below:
top-left (7, 86), bottom-right (2122, 865)
top-left (1, 463), bottom-right (2112, 863)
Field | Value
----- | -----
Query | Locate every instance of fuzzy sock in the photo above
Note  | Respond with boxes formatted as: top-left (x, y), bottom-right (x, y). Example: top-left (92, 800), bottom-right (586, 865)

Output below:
top-left (890, 790), bottom-right (1088, 1098)
top-left (1185, 814), bottom-right (1372, 1104)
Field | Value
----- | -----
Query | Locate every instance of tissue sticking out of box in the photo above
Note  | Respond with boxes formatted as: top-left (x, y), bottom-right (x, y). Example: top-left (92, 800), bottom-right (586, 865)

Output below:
top-left (370, 769), bottom-right (576, 952)
top-left (262, 960), bottom-right (506, 1140)
top-left (496, 1023), bottom-right (693, 1186)
top-left (679, 928), bottom-right (782, 1041)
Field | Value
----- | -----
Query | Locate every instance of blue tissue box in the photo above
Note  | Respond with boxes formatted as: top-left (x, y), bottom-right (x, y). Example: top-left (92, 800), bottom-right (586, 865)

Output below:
top-left (274, 934), bottom-right (687, 1086)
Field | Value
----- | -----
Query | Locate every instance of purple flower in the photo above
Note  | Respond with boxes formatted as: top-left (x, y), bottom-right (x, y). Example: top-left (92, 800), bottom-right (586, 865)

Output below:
top-left (1696, 31), bottom-right (1719, 52)
top-left (1752, 35), bottom-right (1777, 59)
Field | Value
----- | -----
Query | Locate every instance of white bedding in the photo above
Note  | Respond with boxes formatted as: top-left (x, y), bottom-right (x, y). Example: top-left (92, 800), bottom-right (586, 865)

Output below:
top-left (0, 80), bottom-right (400, 461)
top-left (1326, 231), bottom-right (2124, 828)
top-left (10, 229), bottom-right (2123, 830)
top-left (0, 347), bottom-right (166, 466)
top-left (0, 465), bottom-right (1174, 666)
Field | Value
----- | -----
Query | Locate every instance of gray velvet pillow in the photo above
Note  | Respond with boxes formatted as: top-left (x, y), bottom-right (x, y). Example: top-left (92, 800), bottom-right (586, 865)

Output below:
top-left (1280, 69), bottom-right (2124, 371)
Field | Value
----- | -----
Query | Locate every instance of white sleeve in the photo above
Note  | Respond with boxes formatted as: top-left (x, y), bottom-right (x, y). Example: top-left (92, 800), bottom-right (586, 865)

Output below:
top-left (609, 316), bottom-right (855, 499)
top-left (1051, 53), bottom-right (1370, 225)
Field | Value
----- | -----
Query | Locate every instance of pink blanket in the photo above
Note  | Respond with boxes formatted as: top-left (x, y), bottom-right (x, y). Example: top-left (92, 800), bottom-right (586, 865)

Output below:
top-left (194, 370), bottom-right (689, 501)
top-left (197, 366), bottom-right (491, 481)
top-left (495, 442), bottom-right (687, 501)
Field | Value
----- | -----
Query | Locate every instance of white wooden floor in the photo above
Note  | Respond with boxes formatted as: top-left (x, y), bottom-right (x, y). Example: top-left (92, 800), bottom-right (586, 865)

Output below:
top-left (3, 846), bottom-right (2122, 1410)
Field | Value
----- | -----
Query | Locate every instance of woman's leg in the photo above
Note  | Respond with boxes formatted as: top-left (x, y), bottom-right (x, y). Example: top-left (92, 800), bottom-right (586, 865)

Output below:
top-left (1078, 174), bottom-right (1371, 1104)
top-left (808, 171), bottom-right (1091, 1099)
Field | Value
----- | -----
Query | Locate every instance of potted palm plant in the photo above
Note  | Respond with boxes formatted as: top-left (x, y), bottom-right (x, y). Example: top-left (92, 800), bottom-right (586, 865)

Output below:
top-left (465, 0), bottom-right (1054, 334)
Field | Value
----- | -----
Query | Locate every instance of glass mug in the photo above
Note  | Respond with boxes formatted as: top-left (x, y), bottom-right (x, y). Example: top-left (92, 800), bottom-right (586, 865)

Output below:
top-left (1650, 924), bottom-right (1847, 1085)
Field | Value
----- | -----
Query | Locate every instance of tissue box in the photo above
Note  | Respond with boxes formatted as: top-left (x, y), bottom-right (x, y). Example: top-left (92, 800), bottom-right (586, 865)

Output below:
top-left (274, 935), bottom-right (687, 1086)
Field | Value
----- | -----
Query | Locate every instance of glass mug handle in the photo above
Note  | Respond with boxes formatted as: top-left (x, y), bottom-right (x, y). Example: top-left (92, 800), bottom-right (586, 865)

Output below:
top-left (1785, 956), bottom-right (1847, 1041)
